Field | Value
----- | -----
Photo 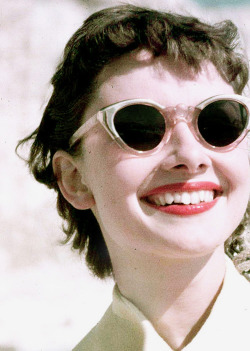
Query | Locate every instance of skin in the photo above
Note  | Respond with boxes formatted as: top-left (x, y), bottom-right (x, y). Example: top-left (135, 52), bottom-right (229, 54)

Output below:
top-left (53, 51), bottom-right (250, 350)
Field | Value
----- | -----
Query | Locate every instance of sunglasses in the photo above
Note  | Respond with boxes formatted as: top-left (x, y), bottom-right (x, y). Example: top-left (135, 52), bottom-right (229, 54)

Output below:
top-left (69, 94), bottom-right (250, 155)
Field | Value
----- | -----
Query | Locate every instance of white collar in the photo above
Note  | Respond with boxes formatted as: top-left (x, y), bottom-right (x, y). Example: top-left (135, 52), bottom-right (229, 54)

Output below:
top-left (112, 256), bottom-right (250, 350)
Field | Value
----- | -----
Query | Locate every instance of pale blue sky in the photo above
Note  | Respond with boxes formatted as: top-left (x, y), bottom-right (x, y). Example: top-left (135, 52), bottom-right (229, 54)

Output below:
top-left (194, 0), bottom-right (250, 6)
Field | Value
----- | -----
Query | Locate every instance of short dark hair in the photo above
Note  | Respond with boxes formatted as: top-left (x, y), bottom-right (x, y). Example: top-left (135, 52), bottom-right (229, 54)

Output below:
top-left (17, 5), bottom-right (249, 278)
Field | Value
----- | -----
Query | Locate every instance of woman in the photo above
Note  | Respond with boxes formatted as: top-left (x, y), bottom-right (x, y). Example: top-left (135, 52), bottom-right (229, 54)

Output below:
top-left (18, 5), bottom-right (250, 350)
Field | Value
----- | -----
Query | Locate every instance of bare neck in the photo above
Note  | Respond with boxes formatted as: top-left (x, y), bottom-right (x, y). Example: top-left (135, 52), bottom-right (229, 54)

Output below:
top-left (110, 245), bottom-right (226, 350)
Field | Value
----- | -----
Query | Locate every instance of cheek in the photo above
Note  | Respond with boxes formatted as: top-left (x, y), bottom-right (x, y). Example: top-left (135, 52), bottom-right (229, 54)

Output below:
top-left (216, 144), bottom-right (250, 190)
top-left (83, 129), bottom-right (158, 198)
top-left (82, 137), bottom-right (144, 205)
top-left (81, 140), bottom-right (163, 242)
top-left (222, 149), bottom-right (250, 224)
top-left (84, 158), bottom-right (144, 242)
top-left (232, 150), bottom-right (250, 191)
top-left (88, 157), bottom-right (152, 205)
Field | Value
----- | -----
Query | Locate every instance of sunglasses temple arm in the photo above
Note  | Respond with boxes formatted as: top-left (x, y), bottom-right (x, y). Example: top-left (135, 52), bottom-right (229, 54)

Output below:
top-left (69, 114), bottom-right (99, 147)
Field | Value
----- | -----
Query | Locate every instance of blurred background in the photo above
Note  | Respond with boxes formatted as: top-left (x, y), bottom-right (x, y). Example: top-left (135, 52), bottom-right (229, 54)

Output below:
top-left (1, 0), bottom-right (250, 350)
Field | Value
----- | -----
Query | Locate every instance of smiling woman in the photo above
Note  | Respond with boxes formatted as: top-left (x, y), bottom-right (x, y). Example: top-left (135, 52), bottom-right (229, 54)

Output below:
top-left (17, 5), bottom-right (250, 350)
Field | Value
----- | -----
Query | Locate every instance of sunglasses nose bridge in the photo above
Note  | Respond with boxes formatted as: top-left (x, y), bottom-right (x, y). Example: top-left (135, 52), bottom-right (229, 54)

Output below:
top-left (165, 104), bottom-right (195, 127)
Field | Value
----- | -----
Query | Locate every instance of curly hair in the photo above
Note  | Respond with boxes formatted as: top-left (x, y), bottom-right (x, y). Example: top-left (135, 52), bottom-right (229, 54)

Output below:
top-left (17, 5), bottom-right (249, 278)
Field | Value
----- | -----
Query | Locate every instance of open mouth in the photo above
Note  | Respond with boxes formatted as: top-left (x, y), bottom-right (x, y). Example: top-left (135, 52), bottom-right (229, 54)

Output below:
top-left (146, 189), bottom-right (221, 206)
top-left (141, 182), bottom-right (223, 215)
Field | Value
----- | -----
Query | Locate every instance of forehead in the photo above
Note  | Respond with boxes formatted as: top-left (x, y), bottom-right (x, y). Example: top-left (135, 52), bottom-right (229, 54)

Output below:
top-left (86, 50), bottom-right (233, 116)
top-left (96, 50), bottom-right (199, 90)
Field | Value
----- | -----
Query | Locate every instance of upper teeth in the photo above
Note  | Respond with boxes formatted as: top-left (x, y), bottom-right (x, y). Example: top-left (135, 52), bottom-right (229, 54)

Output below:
top-left (148, 190), bottom-right (214, 206)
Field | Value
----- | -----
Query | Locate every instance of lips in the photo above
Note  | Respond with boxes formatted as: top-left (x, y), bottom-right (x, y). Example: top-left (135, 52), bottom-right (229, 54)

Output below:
top-left (141, 182), bottom-right (223, 216)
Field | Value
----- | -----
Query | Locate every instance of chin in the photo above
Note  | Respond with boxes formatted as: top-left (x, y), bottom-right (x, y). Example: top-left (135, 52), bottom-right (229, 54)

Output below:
top-left (139, 223), bottom-right (230, 260)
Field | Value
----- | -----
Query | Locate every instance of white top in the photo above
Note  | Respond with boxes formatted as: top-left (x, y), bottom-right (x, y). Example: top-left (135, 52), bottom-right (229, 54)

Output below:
top-left (73, 258), bottom-right (250, 350)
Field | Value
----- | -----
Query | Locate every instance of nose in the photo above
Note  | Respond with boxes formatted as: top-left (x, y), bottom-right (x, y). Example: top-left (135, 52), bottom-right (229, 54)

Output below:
top-left (161, 122), bottom-right (212, 174)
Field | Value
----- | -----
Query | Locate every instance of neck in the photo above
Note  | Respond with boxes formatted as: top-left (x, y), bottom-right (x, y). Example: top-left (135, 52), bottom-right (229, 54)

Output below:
top-left (110, 245), bottom-right (226, 350)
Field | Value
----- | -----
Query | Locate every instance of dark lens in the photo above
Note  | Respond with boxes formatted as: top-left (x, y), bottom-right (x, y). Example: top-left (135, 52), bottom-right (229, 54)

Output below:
top-left (198, 100), bottom-right (248, 147)
top-left (114, 104), bottom-right (165, 151)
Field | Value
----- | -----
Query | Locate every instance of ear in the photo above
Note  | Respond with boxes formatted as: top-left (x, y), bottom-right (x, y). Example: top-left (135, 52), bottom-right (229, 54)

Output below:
top-left (53, 150), bottom-right (95, 210)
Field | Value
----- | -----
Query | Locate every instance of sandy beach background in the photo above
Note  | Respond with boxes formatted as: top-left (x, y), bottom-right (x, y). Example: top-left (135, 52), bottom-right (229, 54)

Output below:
top-left (1, 0), bottom-right (250, 350)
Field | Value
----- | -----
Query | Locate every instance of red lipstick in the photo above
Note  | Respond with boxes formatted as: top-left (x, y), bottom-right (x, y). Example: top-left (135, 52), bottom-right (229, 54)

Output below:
top-left (142, 182), bottom-right (222, 216)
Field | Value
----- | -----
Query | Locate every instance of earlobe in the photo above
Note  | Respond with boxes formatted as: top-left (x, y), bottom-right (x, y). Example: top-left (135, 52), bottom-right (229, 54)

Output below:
top-left (52, 150), bottom-right (95, 210)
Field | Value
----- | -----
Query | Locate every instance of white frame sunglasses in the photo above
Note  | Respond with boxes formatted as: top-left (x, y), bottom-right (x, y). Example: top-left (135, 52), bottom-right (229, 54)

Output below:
top-left (69, 94), bottom-right (250, 155)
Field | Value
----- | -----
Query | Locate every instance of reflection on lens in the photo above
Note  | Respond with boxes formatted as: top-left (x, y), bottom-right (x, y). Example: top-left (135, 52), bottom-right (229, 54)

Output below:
top-left (114, 104), bottom-right (165, 151)
top-left (198, 100), bottom-right (248, 147)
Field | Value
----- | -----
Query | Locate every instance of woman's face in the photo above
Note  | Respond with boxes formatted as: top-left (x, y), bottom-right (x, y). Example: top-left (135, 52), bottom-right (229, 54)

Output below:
top-left (76, 52), bottom-right (250, 259)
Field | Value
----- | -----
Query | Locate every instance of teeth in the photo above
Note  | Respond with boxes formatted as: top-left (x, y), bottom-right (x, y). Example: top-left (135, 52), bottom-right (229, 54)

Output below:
top-left (148, 190), bottom-right (215, 206)
top-left (154, 198), bottom-right (162, 206)
top-left (199, 190), bottom-right (205, 202)
top-left (205, 191), bottom-right (213, 202)
top-left (159, 195), bottom-right (166, 206)
top-left (174, 193), bottom-right (182, 203)
top-left (165, 193), bottom-right (174, 204)
top-left (190, 192), bottom-right (200, 204)
top-left (182, 192), bottom-right (191, 205)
